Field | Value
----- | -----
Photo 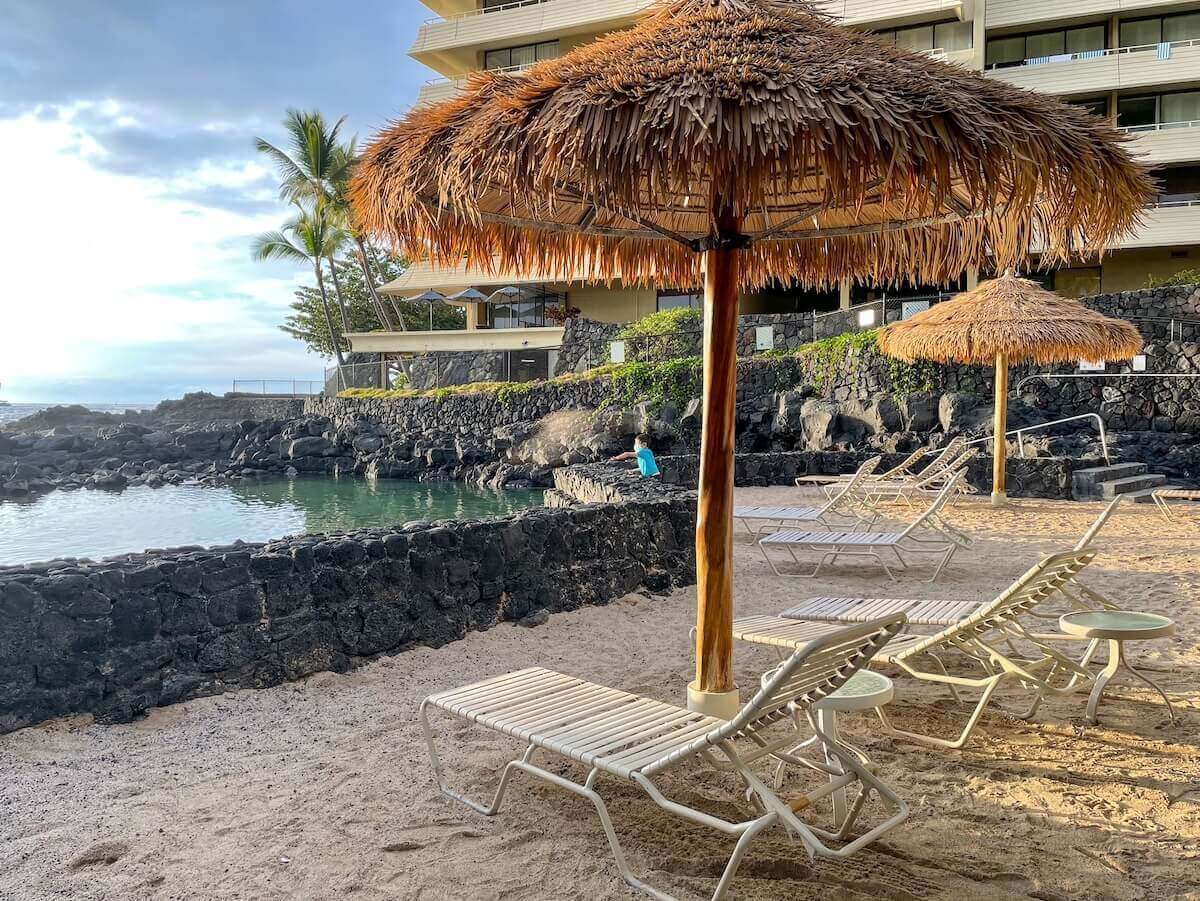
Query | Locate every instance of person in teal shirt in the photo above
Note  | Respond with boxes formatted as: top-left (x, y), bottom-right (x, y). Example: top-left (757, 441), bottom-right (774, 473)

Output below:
top-left (609, 433), bottom-right (660, 477)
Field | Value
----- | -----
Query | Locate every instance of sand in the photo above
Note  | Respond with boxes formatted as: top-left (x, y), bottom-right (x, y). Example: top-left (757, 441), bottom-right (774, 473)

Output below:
top-left (2, 491), bottom-right (1198, 900)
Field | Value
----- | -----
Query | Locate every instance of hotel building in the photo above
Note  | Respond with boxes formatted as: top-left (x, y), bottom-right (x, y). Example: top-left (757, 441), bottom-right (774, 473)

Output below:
top-left (350, 0), bottom-right (1200, 373)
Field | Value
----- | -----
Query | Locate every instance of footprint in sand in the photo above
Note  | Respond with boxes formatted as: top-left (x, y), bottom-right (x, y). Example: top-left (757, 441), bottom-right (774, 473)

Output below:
top-left (68, 841), bottom-right (130, 871)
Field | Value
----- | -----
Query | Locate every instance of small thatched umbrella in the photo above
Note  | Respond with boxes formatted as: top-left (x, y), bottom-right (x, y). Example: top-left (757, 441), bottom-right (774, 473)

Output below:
top-left (879, 273), bottom-right (1142, 505)
top-left (352, 0), bottom-right (1151, 717)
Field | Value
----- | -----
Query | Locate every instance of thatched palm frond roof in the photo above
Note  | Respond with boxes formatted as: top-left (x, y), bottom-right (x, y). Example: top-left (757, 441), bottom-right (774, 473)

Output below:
top-left (352, 0), bottom-right (1153, 288)
top-left (877, 273), bottom-right (1144, 365)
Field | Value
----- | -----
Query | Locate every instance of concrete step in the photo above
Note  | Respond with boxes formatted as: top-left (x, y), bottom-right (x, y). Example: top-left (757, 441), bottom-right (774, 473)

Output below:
top-left (1124, 485), bottom-right (1185, 504)
top-left (1072, 463), bottom-right (1149, 500)
top-left (1099, 474), bottom-right (1168, 499)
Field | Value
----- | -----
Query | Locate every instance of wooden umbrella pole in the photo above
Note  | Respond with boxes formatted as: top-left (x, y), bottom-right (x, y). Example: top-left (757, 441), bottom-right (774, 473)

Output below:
top-left (992, 352), bottom-right (1009, 507)
top-left (690, 211), bottom-right (742, 719)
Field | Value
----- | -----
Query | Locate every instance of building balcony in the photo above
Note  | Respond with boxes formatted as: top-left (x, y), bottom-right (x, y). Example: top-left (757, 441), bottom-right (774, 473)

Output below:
top-left (1123, 120), bottom-right (1200, 165)
top-left (986, 0), bottom-right (1191, 31)
top-left (1116, 200), bottom-right (1200, 249)
top-left (345, 326), bottom-right (564, 355)
top-left (412, 0), bottom-right (968, 75)
top-left (411, 0), bottom-right (651, 73)
top-left (986, 39), bottom-right (1200, 96)
top-left (813, 0), bottom-right (965, 28)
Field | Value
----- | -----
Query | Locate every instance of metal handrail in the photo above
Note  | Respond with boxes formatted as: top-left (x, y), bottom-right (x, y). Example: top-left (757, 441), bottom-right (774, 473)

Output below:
top-left (1148, 198), bottom-right (1200, 208)
top-left (1120, 119), bottom-right (1200, 134)
top-left (967, 413), bottom-right (1111, 464)
top-left (985, 37), bottom-right (1200, 70)
top-left (1015, 371), bottom-right (1200, 395)
top-left (231, 379), bottom-right (323, 397)
top-left (424, 64), bottom-right (533, 88)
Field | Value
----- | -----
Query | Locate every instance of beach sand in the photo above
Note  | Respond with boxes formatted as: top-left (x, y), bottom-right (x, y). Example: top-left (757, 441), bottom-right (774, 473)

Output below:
top-left (2, 491), bottom-right (1198, 900)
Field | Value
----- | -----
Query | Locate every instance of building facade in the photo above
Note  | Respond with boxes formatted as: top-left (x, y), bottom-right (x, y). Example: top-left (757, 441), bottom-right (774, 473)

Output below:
top-left (351, 0), bottom-right (1200, 369)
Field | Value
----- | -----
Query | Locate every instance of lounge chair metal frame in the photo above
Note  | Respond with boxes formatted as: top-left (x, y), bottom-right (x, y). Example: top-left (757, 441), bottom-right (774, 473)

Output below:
top-left (1152, 487), bottom-right (1200, 521)
top-left (758, 472), bottom-right (970, 582)
top-left (778, 496), bottom-right (1125, 630)
top-left (419, 617), bottom-right (909, 901)
top-left (734, 550), bottom-right (1098, 750)
top-left (735, 456), bottom-right (883, 536)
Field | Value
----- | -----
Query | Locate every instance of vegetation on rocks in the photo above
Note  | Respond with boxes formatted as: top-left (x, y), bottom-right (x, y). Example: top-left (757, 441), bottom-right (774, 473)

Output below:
top-left (614, 307), bottom-right (702, 360)
top-left (758, 328), bottom-right (938, 399)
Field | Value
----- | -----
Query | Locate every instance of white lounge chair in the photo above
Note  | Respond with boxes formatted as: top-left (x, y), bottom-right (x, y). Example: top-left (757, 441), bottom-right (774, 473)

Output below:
top-left (1152, 487), bottom-right (1200, 521)
top-left (777, 496), bottom-right (1125, 628)
top-left (735, 456), bottom-right (882, 535)
top-left (856, 445), bottom-right (978, 507)
top-left (734, 549), bottom-right (1098, 749)
top-left (419, 617), bottom-right (909, 901)
top-left (795, 445), bottom-right (929, 492)
top-left (758, 472), bottom-right (970, 582)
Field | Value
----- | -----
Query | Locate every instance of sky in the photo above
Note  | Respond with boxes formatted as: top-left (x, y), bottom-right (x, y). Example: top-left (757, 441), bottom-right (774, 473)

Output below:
top-left (0, 1), bottom-right (429, 403)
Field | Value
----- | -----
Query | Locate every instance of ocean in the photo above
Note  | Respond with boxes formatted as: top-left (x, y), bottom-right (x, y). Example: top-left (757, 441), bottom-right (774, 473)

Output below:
top-left (0, 403), bottom-right (152, 428)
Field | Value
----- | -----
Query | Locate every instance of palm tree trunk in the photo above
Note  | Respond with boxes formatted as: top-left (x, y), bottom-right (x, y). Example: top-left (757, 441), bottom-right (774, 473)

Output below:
top-left (365, 240), bottom-right (410, 330)
top-left (315, 264), bottom-right (346, 369)
top-left (353, 235), bottom-right (397, 331)
top-left (326, 256), bottom-right (351, 334)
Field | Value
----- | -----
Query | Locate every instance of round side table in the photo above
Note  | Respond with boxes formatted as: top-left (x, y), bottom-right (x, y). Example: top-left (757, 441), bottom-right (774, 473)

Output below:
top-left (1059, 611), bottom-right (1177, 724)
top-left (814, 670), bottom-right (895, 826)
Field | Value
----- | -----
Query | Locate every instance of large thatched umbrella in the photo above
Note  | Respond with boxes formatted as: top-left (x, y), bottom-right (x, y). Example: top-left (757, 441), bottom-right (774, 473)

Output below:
top-left (351, 0), bottom-right (1151, 717)
top-left (879, 273), bottom-right (1142, 505)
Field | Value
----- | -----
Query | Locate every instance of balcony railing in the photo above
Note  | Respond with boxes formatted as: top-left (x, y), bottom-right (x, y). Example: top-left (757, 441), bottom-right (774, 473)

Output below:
top-left (985, 38), bottom-right (1200, 71)
top-left (422, 0), bottom-right (556, 26)
top-left (1120, 118), bottom-right (1200, 134)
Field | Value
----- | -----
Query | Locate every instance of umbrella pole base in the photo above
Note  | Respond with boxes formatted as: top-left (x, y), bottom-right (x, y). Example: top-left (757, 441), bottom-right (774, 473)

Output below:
top-left (991, 490), bottom-right (1009, 507)
top-left (688, 682), bottom-right (740, 720)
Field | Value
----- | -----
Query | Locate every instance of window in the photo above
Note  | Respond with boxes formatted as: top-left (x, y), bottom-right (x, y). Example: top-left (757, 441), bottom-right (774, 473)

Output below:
top-left (935, 20), bottom-right (973, 52)
top-left (1070, 96), bottom-right (1110, 118)
top-left (1162, 91), bottom-right (1200, 125)
top-left (1118, 91), bottom-right (1200, 129)
top-left (1118, 95), bottom-right (1158, 128)
top-left (1120, 17), bottom-right (1161, 47)
top-left (488, 286), bottom-right (565, 329)
top-left (1122, 12), bottom-right (1200, 47)
top-left (656, 290), bottom-right (702, 311)
top-left (1054, 268), bottom-right (1102, 299)
top-left (484, 40), bottom-right (559, 71)
top-left (1164, 12), bottom-right (1200, 42)
top-left (877, 19), bottom-right (972, 53)
top-left (986, 23), bottom-right (1106, 67)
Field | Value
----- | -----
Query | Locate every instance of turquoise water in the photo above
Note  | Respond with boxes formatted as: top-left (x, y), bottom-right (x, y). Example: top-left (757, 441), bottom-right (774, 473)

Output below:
top-left (0, 478), bottom-right (544, 565)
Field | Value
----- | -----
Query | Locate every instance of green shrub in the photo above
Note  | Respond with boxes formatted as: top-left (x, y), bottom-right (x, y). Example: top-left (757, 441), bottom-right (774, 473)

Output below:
top-left (605, 357), bottom-right (702, 409)
top-left (614, 306), bottom-right (703, 361)
top-left (753, 329), bottom-right (938, 399)
top-left (1147, 268), bottom-right (1200, 289)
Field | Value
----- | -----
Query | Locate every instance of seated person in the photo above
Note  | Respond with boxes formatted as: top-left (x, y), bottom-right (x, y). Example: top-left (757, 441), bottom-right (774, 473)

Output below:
top-left (609, 433), bottom-right (660, 478)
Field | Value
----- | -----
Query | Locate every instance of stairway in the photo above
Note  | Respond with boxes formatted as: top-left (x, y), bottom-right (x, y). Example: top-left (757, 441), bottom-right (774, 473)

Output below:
top-left (1071, 463), bottom-right (1182, 503)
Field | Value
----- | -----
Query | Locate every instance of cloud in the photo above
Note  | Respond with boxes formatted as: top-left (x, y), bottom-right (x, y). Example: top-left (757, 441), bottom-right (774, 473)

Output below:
top-left (0, 1), bottom-right (430, 403)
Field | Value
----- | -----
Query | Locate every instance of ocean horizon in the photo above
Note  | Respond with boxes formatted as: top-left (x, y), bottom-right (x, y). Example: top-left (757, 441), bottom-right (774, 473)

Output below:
top-left (0, 402), bottom-right (152, 427)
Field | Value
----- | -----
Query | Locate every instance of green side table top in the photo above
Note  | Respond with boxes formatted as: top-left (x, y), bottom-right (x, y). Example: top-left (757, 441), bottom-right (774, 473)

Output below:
top-left (1059, 611), bottom-right (1176, 641)
top-left (817, 670), bottom-right (894, 712)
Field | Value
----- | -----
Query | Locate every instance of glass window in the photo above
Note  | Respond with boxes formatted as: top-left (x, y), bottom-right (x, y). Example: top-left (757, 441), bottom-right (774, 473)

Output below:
top-left (1120, 18), bottom-right (1162, 48)
top-left (1162, 92), bottom-right (1200, 124)
top-left (934, 20), bottom-right (973, 52)
top-left (1054, 268), bottom-right (1102, 299)
top-left (1164, 12), bottom-right (1200, 43)
top-left (1071, 96), bottom-right (1110, 118)
top-left (484, 40), bottom-right (558, 71)
top-left (895, 25), bottom-right (934, 52)
top-left (656, 290), bottom-right (702, 312)
top-left (986, 36), bottom-right (1026, 67)
top-left (1026, 31), bottom-right (1065, 58)
top-left (1066, 25), bottom-right (1106, 54)
top-left (1118, 96), bottom-right (1158, 128)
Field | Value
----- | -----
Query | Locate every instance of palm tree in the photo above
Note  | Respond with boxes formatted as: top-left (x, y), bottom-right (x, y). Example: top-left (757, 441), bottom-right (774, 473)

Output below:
top-left (256, 111), bottom-right (402, 331)
top-left (252, 206), bottom-right (348, 367)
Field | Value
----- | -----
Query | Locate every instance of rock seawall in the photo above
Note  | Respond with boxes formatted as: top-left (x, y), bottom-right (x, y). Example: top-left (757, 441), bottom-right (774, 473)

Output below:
top-left (0, 500), bottom-right (695, 734)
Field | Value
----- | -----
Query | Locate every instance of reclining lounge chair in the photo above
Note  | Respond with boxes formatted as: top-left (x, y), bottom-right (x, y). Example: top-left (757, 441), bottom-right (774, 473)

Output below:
top-left (420, 617), bottom-right (909, 901)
